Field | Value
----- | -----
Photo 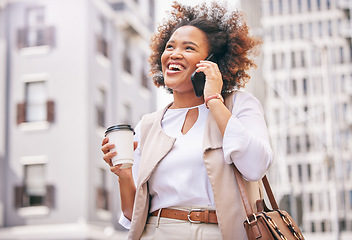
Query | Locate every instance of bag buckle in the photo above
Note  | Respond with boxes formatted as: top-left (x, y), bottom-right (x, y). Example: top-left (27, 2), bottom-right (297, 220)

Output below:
top-left (187, 209), bottom-right (203, 223)
top-left (246, 213), bottom-right (257, 224)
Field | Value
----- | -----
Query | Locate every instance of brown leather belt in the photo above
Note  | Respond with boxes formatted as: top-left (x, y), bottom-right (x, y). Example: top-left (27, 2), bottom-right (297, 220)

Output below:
top-left (150, 208), bottom-right (218, 224)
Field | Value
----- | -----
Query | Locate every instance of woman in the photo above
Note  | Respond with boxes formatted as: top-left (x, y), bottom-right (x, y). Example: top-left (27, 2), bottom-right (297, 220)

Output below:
top-left (101, 1), bottom-right (273, 239)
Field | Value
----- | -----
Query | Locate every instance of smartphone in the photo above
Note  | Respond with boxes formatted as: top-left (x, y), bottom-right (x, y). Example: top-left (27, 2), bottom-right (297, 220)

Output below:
top-left (191, 54), bottom-right (214, 97)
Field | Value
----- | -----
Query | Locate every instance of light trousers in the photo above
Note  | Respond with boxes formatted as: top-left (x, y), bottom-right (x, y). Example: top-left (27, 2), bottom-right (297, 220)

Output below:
top-left (140, 207), bottom-right (222, 240)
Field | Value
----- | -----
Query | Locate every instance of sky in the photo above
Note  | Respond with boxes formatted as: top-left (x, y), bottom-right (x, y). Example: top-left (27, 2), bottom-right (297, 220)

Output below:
top-left (154, 0), bottom-right (240, 109)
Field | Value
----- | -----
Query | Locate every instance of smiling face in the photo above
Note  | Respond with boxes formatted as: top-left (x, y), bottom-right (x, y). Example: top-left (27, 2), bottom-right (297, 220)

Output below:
top-left (161, 26), bottom-right (210, 94)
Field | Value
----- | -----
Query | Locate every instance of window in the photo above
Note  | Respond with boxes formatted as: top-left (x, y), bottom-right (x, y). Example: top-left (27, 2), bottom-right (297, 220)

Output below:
top-left (24, 164), bottom-right (46, 206)
top-left (278, 0), bottom-right (283, 14)
top-left (141, 67), bottom-right (149, 89)
top-left (96, 16), bottom-right (109, 58)
top-left (299, 23), bottom-right (304, 38)
top-left (269, 0), bottom-right (274, 15)
top-left (280, 25), bottom-right (285, 40)
top-left (122, 102), bottom-right (132, 125)
top-left (296, 136), bottom-right (301, 152)
top-left (321, 221), bottom-right (326, 232)
top-left (295, 194), bottom-right (303, 226)
top-left (25, 81), bottom-right (46, 122)
top-left (313, 48), bottom-right (321, 66)
top-left (286, 136), bottom-right (291, 154)
top-left (318, 21), bottom-right (323, 37)
top-left (297, 164), bottom-right (302, 181)
top-left (15, 163), bottom-right (55, 209)
top-left (303, 78), bottom-right (307, 95)
top-left (326, 0), bottom-right (331, 9)
top-left (297, 0), bottom-right (302, 12)
top-left (311, 221), bottom-right (316, 232)
top-left (96, 168), bottom-right (109, 211)
top-left (17, 80), bottom-right (55, 124)
top-left (339, 219), bottom-right (347, 231)
top-left (307, 164), bottom-right (312, 181)
top-left (271, 26), bottom-right (275, 41)
top-left (328, 20), bottom-right (332, 36)
top-left (288, 165), bottom-right (292, 181)
top-left (291, 79), bottom-right (297, 96)
top-left (291, 51), bottom-right (296, 68)
top-left (305, 134), bottom-right (311, 151)
top-left (289, 24), bottom-right (294, 39)
top-left (272, 53), bottom-right (277, 70)
top-left (26, 6), bottom-right (45, 47)
top-left (288, 0), bottom-right (292, 13)
top-left (123, 40), bottom-right (132, 74)
top-left (340, 75), bottom-right (345, 93)
top-left (339, 46), bottom-right (344, 63)
top-left (96, 89), bottom-right (106, 127)
top-left (300, 51), bottom-right (306, 67)
top-left (281, 52), bottom-right (285, 68)
top-left (309, 193), bottom-right (314, 211)
top-left (350, 41), bottom-right (352, 62)
top-left (17, 6), bottom-right (55, 49)
top-left (308, 22), bottom-right (313, 38)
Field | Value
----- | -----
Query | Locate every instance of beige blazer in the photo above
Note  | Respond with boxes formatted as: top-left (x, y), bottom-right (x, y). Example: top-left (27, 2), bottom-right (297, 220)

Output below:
top-left (128, 92), bottom-right (262, 240)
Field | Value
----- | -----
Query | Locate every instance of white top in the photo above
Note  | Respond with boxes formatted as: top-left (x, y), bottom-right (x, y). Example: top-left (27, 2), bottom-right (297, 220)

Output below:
top-left (119, 91), bottom-right (273, 228)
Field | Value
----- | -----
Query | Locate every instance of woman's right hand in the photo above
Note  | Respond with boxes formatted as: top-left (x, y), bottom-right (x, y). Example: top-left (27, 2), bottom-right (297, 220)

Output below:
top-left (101, 137), bottom-right (138, 179)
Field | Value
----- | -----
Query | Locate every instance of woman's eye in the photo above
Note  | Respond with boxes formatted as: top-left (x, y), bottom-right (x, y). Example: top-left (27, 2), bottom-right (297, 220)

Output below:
top-left (165, 44), bottom-right (174, 49)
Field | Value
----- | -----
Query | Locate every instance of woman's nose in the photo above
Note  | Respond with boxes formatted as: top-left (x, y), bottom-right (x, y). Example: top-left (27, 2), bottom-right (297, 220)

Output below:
top-left (170, 52), bottom-right (183, 59)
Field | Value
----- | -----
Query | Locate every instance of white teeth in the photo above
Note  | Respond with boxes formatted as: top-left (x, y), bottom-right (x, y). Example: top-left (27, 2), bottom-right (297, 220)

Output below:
top-left (168, 64), bottom-right (184, 71)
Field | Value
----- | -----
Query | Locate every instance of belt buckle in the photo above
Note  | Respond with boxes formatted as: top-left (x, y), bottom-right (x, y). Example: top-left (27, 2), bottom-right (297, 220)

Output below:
top-left (187, 209), bottom-right (203, 224)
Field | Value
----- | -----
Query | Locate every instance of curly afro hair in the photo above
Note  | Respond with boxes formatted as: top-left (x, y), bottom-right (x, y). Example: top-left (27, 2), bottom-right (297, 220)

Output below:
top-left (149, 1), bottom-right (261, 94)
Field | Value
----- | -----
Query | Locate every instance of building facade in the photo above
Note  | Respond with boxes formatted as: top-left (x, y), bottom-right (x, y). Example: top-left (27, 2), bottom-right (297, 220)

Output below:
top-left (0, 0), bottom-right (7, 229)
top-left (0, 0), bottom-right (156, 239)
top-left (240, 0), bottom-right (352, 239)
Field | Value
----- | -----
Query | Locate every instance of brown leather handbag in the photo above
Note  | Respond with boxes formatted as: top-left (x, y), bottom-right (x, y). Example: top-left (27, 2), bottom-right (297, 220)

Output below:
top-left (233, 166), bottom-right (305, 240)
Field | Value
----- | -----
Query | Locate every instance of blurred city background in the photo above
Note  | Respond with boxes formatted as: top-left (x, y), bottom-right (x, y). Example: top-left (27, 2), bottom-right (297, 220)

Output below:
top-left (0, 0), bottom-right (351, 239)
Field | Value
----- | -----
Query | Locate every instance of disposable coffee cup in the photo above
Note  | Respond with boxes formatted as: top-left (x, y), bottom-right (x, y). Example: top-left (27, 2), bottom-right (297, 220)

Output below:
top-left (105, 124), bottom-right (135, 169)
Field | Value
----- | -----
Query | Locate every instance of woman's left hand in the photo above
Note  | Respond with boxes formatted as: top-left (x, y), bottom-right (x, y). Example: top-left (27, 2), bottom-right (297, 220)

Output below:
top-left (196, 60), bottom-right (223, 99)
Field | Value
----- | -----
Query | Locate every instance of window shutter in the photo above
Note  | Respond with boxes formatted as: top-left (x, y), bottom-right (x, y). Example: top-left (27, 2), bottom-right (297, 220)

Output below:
top-left (46, 100), bottom-right (55, 123)
top-left (124, 52), bottom-right (131, 73)
top-left (97, 187), bottom-right (104, 209)
top-left (17, 28), bottom-right (26, 49)
top-left (106, 189), bottom-right (110, 211)
top-left (46, 26), bottom-right (55, 47)
top-left (17, 102), bottom-right (26, 124)
top-left (97, 106), bottom-right (105, 127)
top-left (14, 186), bottom-right (24, 208)
top-left (45, 185), bottom-right (55, 208)
top-left (103, 38), bottom-right (109, 58)
top-left (96, 35), bottom-right (102, 54)
top-left (96, 187), bottom-right (109, 210)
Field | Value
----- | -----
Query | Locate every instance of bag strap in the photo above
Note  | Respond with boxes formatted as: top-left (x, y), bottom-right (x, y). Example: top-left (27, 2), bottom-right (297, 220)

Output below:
top-left (262, 174), bottom-right (279, 210)
top-left (233, 165), bottom-right (255, 219)
top-left (233, 165), bottom-right (279, 220)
